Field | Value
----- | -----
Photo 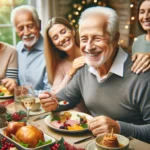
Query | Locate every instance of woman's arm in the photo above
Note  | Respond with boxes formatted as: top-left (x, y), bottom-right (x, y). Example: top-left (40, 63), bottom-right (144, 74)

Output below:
top-left (2, 48), bottom-right (18, 92)
top-left (52, 56), bottom-right (85, 94)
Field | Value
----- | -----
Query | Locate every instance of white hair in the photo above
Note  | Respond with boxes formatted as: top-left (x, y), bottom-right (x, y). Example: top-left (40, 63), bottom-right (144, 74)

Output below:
top-left (79, 6), bottom-right (119, 40)
top-left (10, 5), bottom-right (40, 27)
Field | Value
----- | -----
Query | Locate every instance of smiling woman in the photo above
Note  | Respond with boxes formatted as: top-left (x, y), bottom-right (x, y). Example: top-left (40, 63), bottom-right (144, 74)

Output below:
top-left (39, 17), bottom-right (90, 113)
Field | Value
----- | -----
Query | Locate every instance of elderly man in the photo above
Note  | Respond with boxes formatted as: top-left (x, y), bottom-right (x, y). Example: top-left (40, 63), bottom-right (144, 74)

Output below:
top-left (39, 6), bottom-right (150, 143)
top-left (10, 5), bottom-right (51, 95)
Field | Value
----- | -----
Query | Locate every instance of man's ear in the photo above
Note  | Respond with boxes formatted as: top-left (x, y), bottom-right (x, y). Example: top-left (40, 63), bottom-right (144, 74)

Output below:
top-left (115, 32), bottom-right (120, 42)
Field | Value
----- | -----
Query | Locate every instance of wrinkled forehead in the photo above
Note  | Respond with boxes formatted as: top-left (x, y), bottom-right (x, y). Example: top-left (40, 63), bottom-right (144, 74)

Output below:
top-left (79, 14), bottom-right (108, 35)
top-left (14, 10), bottom-right (35, 26)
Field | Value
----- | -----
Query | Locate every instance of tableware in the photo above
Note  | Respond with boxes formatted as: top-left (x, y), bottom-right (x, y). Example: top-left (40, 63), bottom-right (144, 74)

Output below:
top-left (44, 111), bottom-right (93, 133)
top-left (59, 100), bottom-right (69, 105)
top-left (33, 114), bottom-right (49, 121)
top-left (14, 85), bottom-right (36, 120)
top-left (0, 95), bottom-right (14, 99)
top-left (30, 98), bottom-right (41, 111)
top-left (14, 86), bottom-right (27, 112)
top-left (0, 127), bottom-right (56, 150)
top-left (74, 136), bottom-right (95, 144)
top-left (0, 85), bottom-right (13, 98)
top-left (95, 134), bottom-right (129, 150)
top-left (29, 106), bottom-right (45, 116)
top-left (86, 140), bottom-right (133, 150)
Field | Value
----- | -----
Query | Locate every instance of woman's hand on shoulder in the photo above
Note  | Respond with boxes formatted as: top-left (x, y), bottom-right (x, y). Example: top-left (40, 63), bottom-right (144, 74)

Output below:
top-left (131, 52), bottom-right (150, 74)
top-left (68, 56), bottom-right (85, 77)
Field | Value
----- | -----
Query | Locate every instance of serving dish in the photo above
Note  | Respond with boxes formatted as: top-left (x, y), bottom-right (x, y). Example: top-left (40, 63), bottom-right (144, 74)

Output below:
top-left (0, 95), bottom-right (14, 99)
top-left (0, 127), bottom-right (56, 150)
top-left (44, 111), bottom-right (93, 133)
top-left (86, 141), bottom-right (133, 150)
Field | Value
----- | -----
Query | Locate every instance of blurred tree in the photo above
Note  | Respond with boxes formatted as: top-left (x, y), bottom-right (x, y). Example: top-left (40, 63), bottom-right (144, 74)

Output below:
top-left (65, 0), bottom-right (109, 29)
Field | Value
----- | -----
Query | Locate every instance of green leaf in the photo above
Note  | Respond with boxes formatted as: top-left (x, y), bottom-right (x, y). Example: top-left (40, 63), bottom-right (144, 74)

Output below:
top-left (80, 123), bottom-right (88, 128)
top-left (18, 110), bottom-right (26, 115)
top-left (36, 140), bottom-right (44, 147)
top-left (6, 113), bottom-right (12, 121)
top-left (58, 137), bottom-right (65, 145)
top-left (0, 92), bottom-right (4, 96)
top-left (0, 141), bottom-right (2, 148)
top-left (19, 142), bottom-right (29, 148)
top-left (51, 115), bottom-right (60, 121)
top-left (36, 140), bottom-right (52, 147)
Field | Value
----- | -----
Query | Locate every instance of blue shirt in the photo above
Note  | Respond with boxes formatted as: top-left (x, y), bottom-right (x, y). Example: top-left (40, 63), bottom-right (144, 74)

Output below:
top-left (16, 35), bottom-right (51, 96)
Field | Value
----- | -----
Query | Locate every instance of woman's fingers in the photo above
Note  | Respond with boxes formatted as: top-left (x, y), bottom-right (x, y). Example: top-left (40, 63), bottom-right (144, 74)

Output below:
top-left (132, 53), bottom-right (150, 73)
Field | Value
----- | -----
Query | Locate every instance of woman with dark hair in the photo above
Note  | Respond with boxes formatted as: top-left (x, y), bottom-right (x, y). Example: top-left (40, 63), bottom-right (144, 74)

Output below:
top-left (131, 0), bottom-right (150, 73)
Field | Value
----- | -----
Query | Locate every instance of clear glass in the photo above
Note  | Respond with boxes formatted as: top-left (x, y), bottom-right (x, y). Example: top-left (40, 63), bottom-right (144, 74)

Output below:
top-left (14, 85), bottom-right (36, 121)
top-left (21, 85), bottom-right (36, 120)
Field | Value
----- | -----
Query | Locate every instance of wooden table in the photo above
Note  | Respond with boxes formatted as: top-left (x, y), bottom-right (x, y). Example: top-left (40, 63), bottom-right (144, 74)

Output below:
top-left (1, 99), bottom-right (150, 150)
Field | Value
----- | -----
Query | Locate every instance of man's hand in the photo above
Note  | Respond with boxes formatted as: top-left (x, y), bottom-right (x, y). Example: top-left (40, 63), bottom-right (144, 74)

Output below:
top-left (68, 56), bottom-right (85, 77)
top-left (88, 116), bottom-right (120, 137)
top-left (38, 92), bottom-right (58, 112)
top-left (132, 53), bottom-right (150, 74)
top-left (1, 78), bottom-right (17, 93)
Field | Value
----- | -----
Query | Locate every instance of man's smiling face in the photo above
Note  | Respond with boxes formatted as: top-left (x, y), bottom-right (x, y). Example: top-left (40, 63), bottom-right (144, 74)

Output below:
top-left (79, 14), bottom-right (114, 68)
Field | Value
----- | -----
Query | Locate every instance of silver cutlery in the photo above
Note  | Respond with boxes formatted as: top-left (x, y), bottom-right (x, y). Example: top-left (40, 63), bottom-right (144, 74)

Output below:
top-left (33, 114), bottom-right (48, 121)
top-left (74, 136), bottom-right (95, 144)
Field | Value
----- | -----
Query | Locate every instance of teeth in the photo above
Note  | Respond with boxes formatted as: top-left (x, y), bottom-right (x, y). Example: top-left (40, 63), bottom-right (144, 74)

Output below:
top-left (86, 52), bottom-right (100, 57)
top-left (143, 22), bottom-right (150, 26)
top-left (63, 41), bottom-right (69, 46)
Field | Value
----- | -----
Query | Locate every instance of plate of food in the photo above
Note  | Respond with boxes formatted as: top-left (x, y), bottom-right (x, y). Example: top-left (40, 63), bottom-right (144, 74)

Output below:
top-left (0, 122), bottom-right (56, 150)
top-left (0, 85), bottom-right (13, 99)
top-left (44, 111), bottom-right (93, 133)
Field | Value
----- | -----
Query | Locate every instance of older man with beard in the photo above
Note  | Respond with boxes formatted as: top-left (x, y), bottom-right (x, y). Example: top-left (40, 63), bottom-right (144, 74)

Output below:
top-left (39, 6), bottom-right (150, 143)
top-left (11, 5), bottom-right (51, 95)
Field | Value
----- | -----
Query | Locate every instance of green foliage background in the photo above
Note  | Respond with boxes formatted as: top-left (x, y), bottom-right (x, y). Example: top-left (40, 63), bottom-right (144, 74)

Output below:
top-left (0, 0), bottom-right (28, 45)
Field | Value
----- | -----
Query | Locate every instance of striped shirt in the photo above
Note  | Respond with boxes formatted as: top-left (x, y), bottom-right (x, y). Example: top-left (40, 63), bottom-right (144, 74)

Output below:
top-left (0, 42), bottom-right (18, 81)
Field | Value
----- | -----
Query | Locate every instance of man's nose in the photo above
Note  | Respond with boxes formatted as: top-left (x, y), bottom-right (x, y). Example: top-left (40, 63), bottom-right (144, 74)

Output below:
top-left (85, 40), bottom-right (95, 52)
top-left (23, 27), bottom-right (30, 35)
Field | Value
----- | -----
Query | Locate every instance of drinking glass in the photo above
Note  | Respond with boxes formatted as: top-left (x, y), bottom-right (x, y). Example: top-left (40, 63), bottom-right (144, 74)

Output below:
top-left (21, 85), bottom-right (36, 120)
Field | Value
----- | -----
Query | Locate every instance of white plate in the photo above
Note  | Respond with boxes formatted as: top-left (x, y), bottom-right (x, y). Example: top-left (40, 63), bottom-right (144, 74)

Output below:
top-left (0, 95), bottom-right (14, 99)
top-left (86, 140), bottom-right (133, 150)
top-left (44, 111), bottom-right (93, 133)
top-left (29, 107), bottom-right (45, 116)
top-left (0, 126), bottom-right (56, 150)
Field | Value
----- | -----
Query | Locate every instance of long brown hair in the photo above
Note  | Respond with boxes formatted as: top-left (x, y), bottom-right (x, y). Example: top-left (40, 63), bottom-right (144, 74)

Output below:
top-left (44, 17), bottom-right (79, 84)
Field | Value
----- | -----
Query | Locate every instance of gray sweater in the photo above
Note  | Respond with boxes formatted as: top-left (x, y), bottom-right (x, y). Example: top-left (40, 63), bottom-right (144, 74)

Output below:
top-left (56, 54), bottom-right (150, 143)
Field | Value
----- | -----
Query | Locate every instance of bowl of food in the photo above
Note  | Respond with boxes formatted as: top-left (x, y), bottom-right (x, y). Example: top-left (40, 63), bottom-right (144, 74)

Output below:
top-left (95, 133), bottom-right (129, 150)
top-left (30, 98), bottom-right (41, 111)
